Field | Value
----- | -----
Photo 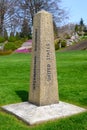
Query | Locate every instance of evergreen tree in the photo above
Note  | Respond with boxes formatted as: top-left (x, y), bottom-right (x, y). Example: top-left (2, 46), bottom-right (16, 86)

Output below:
top-left (80, 18), bottom-right (84, 27)
top-left (15, 32), bottom-right (20, 39)
top-left (53, 21), bottom-right (58, 39)
top-left (75, 24), bottom-right (79, 32)
top-left (79, 18), bottom-right (85, 32)
top-left (10, 32), bottom-right (14, 37)
top-left (4, 28), bottom-right (8, 40)
top-left (21, 18), bottom-right (31, 38)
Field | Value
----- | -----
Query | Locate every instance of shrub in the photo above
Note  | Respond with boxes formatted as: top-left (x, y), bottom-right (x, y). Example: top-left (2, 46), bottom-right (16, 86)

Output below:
top-left (14, 40), bottom-right (24, 47)
top-left (28, 35), bottom-right (32, 39)
top-left (0, 50), bottom-right (12, 55)
top-left (84, 32), bottom-right (87, 36)
top-left (4, 38), bottom-right (31, 51)
top-left (14, 39), bottom-right (28, 49)
top-left (54, 39), bottom-right (67, 50)
top-left (0, 37), bottom-right (5, 43)
top-left (8, 36), bottom-right (17, 42)
top-left (61, 40), bottom-right (66, 47)
top-left (15, 48), bottom-right (32, 53)
top-left (80, 36), bottom-right (87, 40)
top-left (64, 33), bottom-right (71, 39)
top-left (4, 42), bottom-right (17, 51)
top-left (54, 39), bottom-right (59, 50)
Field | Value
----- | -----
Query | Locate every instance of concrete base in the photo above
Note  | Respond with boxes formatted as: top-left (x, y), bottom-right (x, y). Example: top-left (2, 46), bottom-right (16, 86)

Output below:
top-left (2, 101), bottom-right (86, 125)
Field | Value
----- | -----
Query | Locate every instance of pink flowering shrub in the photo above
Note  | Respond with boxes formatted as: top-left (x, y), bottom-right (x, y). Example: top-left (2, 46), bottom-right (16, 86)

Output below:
top-left (15, 48), bottom-right (32, 53)
top-left (14, 39), bottom-right (32, 53)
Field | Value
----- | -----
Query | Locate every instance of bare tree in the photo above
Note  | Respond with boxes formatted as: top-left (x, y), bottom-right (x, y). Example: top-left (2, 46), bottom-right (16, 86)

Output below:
top-left (0, 0), bottom-right (22, 36)
top-left (0, 0), bottom-right (68, 37)
top-left (0, 0), bottom-right (8, 36)
top-left (4, 0), bottom-right (22, 34)
top-left (19, 0), bottom-right (68, 26)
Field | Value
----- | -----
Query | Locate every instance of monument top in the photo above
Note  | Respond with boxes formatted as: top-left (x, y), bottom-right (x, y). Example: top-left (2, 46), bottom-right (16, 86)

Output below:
top-left (36, 10), bottom-right (51, 15)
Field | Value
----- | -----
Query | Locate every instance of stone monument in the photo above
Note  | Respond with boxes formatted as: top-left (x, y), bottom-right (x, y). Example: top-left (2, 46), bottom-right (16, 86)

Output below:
top-left (29, 10), bottom-right (59, 106)
top-left (2, 10), bottom-right (86, 126)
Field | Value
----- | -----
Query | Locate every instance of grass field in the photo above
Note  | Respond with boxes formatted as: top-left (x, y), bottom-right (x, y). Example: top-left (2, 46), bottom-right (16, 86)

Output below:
top-left (0, 51), bottom-right (87, 130)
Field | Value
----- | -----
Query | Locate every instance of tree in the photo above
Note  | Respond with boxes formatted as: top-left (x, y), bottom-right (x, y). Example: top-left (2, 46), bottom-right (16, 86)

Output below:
top-left (4, 28), bottom-right (8, 40)
top-left (75, 24), bottom-right (79, 32)
top-left (10, 32), bottom-right (14, 37)
top-left (53, 21), bottom-right (58, 39)
top-left (0, 0), bottom-right (16, 36)
top-left (79, 18), bottom-right (85, 32)
top-left (19, 0), bottom-right (68, 26)
top-left (20, 18), bottom-right (31, 38)
top-left (78, 18), bottom-right (85, 36)
top-left (4, 0), bottom-right (22, 34)
top-left (0, 0), bottom-right (8, 36)
top-left (80, 18), bottom-right (84, 27)
top-left (0, 0), bottom-right (22, 36)
top-left (0, 0), bottom-right (68, 38)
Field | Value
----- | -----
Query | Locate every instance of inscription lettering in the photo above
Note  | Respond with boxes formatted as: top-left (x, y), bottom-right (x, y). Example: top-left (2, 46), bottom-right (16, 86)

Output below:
top-left (47, 64), bottom-right (51, 81)
top-left (33, 56), bottom-right (36, 89)
top-left (46, 43), bottom-right (51, 60)
top-left (35, 29), bottom-right (37, 51)
top-left (46, 43), bottom-right (52, 82)
top-left (33, 29), bottom-right (38, 89)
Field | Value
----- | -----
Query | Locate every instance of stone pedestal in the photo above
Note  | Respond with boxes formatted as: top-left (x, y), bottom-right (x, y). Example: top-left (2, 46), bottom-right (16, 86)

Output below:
top-left (29, 10), bottom-right (59, 106)
top-left (2, 102), bottom-right (86, 125)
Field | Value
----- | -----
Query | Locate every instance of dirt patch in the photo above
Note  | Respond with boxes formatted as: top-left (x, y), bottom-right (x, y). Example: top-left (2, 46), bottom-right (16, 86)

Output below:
top-left (60, 40), bottom-right (87, 52)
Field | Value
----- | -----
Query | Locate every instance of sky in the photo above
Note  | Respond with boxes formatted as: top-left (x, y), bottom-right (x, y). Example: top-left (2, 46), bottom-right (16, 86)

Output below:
top-left (62, 0), bottom-right (87, 25)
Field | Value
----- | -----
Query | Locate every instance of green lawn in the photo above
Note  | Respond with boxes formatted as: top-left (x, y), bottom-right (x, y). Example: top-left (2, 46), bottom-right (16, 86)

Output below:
top-left (0, 51), bottom-right (87, 130)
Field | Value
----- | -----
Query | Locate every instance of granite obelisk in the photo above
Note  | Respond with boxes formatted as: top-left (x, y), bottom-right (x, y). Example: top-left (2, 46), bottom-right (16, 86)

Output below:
top-left (2, 11), bottom-right (86, 126)
top-left (29, 10), bottom-right (59, 106)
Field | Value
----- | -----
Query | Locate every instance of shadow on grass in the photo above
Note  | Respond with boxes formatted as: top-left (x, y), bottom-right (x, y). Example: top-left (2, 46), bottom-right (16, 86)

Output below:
top-left (15, 90), bottom-right (28, 102)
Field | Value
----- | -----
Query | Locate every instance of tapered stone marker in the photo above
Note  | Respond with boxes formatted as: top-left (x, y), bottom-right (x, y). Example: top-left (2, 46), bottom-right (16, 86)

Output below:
top-left (2, 11), bottom-right (86, 125)
top-left (2, 11), bottom-right (86, 124)
top-left (29, 10), bottom-right (59, 106)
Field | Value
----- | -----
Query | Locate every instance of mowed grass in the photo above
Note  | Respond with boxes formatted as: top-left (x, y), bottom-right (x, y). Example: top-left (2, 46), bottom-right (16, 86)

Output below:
top-left (0, 51), bottom-right (87, 130)
top-left (57, 51), bottom-right (87, 108)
